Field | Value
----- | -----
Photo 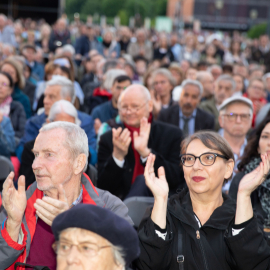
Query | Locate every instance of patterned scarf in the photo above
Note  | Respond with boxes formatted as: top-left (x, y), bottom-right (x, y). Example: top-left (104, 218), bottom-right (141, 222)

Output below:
top-left (244, 157), bottom-right (270, 228)
top-left (0, 96), bottom-right (12, 116)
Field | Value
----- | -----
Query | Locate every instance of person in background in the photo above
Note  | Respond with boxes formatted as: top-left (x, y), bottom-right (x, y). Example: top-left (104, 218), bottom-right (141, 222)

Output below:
top-left (200, 74), bottom-right (235, 131)
top-left (98, 30), bottom-right (120, 59)
top-left (196, 71), bottom-right (215, 101)
top-left (170, 33), bottom-right (182, 62)
top-left (153, 34), bottom-right (174, 63)
top-left (218, 96), bottom-right (253, 192)
top-left (119, 26), bottom-right (131, 54)
top-left (208, 64), bottom-right (223, 81)
top-left (151, 68), bottom-right (176, 119)
top-left (232, 73), bottom-right (245, 96)
top-left (91, 75), bottom-right (132, 134)
top-left (0, 14), bottom-right (17, 47)
top-left (179, 34), bottom-right (200, 65)
top-left (158, 79), bottom-right (215, 137)
top-left (0, 57), bottom-right (32, 118)
top-left (263, 72), bottom-right (270, 102)
top-left (0, 71), bottom-right (26, 145)
top-left (97, 84), bottom-right (184, 199)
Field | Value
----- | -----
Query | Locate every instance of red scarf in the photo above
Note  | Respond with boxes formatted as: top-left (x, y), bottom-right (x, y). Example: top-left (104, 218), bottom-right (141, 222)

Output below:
top-left (93, 87), bottom-right (112, 100)
top-left (124, 114), bottom-right (153, 184)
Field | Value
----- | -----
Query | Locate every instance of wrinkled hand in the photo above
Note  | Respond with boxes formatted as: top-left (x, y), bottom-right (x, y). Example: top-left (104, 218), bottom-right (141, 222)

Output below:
top-left (34, 184), bottom-right (69, 226)
top-left (3, 172), bottom-right (27, 225)
top-left (112, 127), bottom-right (131, 161)
top-left (144, 154), bottom-right (169, 200)
top-left (238, 153), bottom-right (270, 197)
top-left (94, 118), bottom-right (102, 134)
top-left (133, 117), bottom-right (151, 158)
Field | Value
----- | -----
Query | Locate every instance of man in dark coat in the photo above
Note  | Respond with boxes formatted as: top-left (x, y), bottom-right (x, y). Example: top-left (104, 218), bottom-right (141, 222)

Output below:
top-left (97, 84), bottom-right (184, 200)
top-left (158, 79), bottom-right (215, 137)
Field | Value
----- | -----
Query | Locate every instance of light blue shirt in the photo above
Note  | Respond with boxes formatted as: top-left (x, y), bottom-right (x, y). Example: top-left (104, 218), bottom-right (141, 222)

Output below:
top-left (219, 129), bottom-right (248, 192)
top-left (179, 108), bottom-right (197, 136)
top-left (171, 44), bottom-right (182, 62)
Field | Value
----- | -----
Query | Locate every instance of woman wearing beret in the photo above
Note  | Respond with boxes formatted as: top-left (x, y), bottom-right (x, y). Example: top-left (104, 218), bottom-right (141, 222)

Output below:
top-left (136, 131), bottom-right (268, 270)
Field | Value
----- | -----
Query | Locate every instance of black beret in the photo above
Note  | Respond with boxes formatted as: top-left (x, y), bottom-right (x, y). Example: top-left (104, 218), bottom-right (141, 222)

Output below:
top-left (52, 204), bottom-right (140, 266)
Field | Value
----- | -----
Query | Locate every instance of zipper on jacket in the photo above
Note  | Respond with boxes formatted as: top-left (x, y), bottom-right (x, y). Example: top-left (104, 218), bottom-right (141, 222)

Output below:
top-left (196, 230), bottom-right (209, 270)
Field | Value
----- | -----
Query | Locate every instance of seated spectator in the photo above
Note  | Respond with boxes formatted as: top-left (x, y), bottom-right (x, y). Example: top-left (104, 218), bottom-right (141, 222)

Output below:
top-left (200, 74), bottom-right (235, 131)
top-left (158, 79), bottom-right (215, 137)
top-left (196, 71), bottom-right (215, 101)
top-left (179, 34), bottom-right (200, 65)
top-left (0, 58), bottom-right (31, 118)
top-left (0, 114), bottom-right (15, 158)
top-left (218, 96), bottom-right (253, 192)
top-left (18, 76), bottom-right (96, 164)
top-left (21, 43), bottom-right (44, 81)
top-left (170, 32), bottom-right (182, 62)
top-left (97, 29), bottom-right (120, 59)
top-left (169, 63), bottom-right (184, 102)
top-left (91, 75), bottom-right (131, 132)
top-left (0, 71), bottom-right (26, 145)
top-left (153, 34), bottom-right (175, 63)
top-left (97, 84), bottom-right (184, 199)
top-left (232, 73), bottom-right (245, 97)
top-left (134, 56), bottom-right (148, 82)
top-left (127, 29), bottom-right (153, 62)
top-left (0, 122), bottom-right (132, 270)
top-left (119, 26), bottom-right (131, 54)
top-left (229, 116), bottom-right (270, 232)
top-left (243, 78), bottom-right (267, 127)
top-left (208, 64), bottom-right (222, 81)
top-left (200, 43), bottom-right (221, 65)
top-left (19, 100), bottom-right (82, 188)
top-left (151, 68), bottom-right (176, 119)
top-left (0, 14), bottom-right (16, 47)
top-left (51, 204), bottom-right (139, 270)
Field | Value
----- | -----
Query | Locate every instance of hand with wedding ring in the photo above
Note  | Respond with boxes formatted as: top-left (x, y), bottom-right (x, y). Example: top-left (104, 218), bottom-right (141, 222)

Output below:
top-left (112, 127), bottom-right (131, 161)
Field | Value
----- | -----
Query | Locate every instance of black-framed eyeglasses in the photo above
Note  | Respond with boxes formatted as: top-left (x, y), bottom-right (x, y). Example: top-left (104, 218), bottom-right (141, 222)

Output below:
top-left (52, 240), bottom-right (112, 257)
top-left (180, 152), bottom-right (229, 167)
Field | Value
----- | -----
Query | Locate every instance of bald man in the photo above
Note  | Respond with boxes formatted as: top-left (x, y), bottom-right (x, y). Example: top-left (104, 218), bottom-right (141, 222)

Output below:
top-left (97, 84), bottom-right (184, 199)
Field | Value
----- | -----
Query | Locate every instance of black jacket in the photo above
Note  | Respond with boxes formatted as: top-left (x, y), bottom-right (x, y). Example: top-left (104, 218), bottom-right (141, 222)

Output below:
top-left (158, 105), bottom-right (215, 133)
top-left (75, 35), bottom-right (99, 57)
top-left (229, 171), bottom-right (265, 228)
top-left (9, 101), bottom-right (26, 139)
top-left (136, 188), bottom-right (237, 270)
top-left (49, 30), bottom-right (71, 52)
top-left (97, 121), bottom-right (185, 199)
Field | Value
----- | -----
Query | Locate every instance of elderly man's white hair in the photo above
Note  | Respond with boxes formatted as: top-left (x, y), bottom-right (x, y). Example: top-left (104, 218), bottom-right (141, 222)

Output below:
top-left (196, 71), bottom-right (213, 82)
top-left (40, 122), bottom-right (89, 172)
top-left (48, 100), bottom-right (81, 126)
top-left (152, 68), bottom-right (176, 87)
top-left (46, 75), bottom-right (76, 104)
top-left (181, 79), bottom-right (203, 96)
top-left (216, 74), bottom-right (236, 91)
top-left (207, 64), bottom-right (222, 73)
top-left (118, 84), bottom-right (151, 108)
top-left (103, 69), bottom-right (127, 90)
top-left (62, 44), bottom-right (75, 56)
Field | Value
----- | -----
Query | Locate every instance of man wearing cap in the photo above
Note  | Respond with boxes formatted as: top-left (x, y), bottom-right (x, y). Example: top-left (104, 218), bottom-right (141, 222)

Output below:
top-left (21, 44), bottom-right (44, 81)
top-left (0, 122), bottom-right (132, 270)
top-left (218, 96), bottom-right (253, 192)
top-left (51, 204), bottom-right (140, 270)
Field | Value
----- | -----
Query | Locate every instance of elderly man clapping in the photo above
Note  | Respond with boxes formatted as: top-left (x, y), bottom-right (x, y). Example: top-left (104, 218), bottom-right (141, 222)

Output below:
top-left (0, 122), bottom-right (132, 270)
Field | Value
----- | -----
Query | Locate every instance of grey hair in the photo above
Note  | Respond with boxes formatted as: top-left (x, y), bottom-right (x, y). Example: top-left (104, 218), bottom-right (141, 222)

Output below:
top-left (3, 43), bottom-right (14, 53)
top-left (263, 72), bottom-right (270, 85)
top-left (62, 44), bottom-right (75, 56)
top-left (216, 74), bottom-right (236, 91)
top-left (207, 64), bottom-right (222, 73)
top-left (111, 245), bottom-right (126, 269)
top-left (46, 76), bottom-right (75, 104)
top-left (0, 14), bottom-right (7, 21)
top-left (103, 69), bottom-right (127, 90)
top-left (152, 68), bottom-right (176, 87)
top-left (40, 122), bottom-right (89, 172)
top-left (48, 100), bottom-right (81, 126)
top-left (196, 71), bottom-right (213, 82)
top-left (181, 79), bottom-right (203, 96)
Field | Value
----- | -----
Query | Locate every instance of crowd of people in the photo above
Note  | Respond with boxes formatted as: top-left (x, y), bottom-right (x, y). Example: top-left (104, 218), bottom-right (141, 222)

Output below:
top-left (1, 12), bottom-right (270, 269)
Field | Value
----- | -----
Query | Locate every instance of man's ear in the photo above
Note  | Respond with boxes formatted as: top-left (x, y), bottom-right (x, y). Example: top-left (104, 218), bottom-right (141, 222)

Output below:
top-left (73, 154), bottom-right (87, 175)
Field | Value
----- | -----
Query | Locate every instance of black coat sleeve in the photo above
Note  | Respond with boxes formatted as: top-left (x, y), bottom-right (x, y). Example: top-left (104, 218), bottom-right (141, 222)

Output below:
top-left (225, 217), bottom-right (270, 270)
top-left (228, 172), bottom-right (244, 200)
top-left (135, 215), bottom-right (174, 270)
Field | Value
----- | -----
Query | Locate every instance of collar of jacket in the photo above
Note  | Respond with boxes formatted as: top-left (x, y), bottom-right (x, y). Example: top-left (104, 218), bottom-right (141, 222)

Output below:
top-left (24, 173), bottom-right (101, 243)
top-left (167, 188), bottom-right (236, 230)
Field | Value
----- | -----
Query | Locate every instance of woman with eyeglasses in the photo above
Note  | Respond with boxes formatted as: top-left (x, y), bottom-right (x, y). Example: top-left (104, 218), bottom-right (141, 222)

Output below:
top-left (135, 130), bottom-right (268, 270)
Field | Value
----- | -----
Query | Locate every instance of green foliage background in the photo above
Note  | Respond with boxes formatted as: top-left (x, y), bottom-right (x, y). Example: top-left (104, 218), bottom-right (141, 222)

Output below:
top-left (247, 23), bottom-right (267, 39)
top-left (65, 0), bottom-right (168, 25)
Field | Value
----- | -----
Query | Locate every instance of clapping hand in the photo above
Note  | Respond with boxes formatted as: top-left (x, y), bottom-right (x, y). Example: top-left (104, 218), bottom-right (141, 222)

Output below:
top-left (34, 184), bottom-right (69, 226)
top-left (238, 153), bottom-right (270, 197)
top-left (133, 117), bottom-right (151, 158)
top-left (144, 153), bottom-right (169, 200)
top-left (150, 90), bottom-right (162, 119)
top-left (112, 127), bottom-right (131, 161)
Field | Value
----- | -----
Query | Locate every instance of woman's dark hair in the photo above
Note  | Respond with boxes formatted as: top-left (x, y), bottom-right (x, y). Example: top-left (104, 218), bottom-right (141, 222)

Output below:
top-left (181, 131), bottom-right (235, 184)
top-left (54, 65), bottom-right (73, 81)
top-left (0, 71), bottom-right (14, 88)
top-left (238, 116), bottom-right (270, 171)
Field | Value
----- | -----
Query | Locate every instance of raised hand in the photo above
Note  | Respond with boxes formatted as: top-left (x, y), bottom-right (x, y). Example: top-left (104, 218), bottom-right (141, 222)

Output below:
top-left (112, 127), bottom-right (131, 161)
top-left (150, 90), bottom-right (162, 119)
top-left (238, 153), bottom-right (270, 197)
top-left (34, 184), bottom-right (69, 226)
top-left (94, 118), bottom-right (102, 134)
top-left (2, 172), bottom-right (27, 241)
top-left (133, 117), bottom-right (151, 158)
top-left (144, 153), bottom-right (169, 200)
